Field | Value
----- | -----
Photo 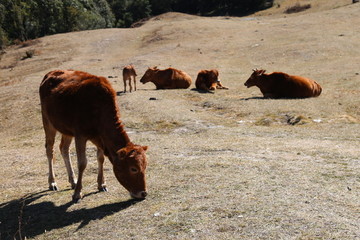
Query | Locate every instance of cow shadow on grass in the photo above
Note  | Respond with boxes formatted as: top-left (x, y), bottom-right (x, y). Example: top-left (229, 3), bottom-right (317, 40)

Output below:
top-left (190, 88), bottom-right (215, 94)
top-left (116, 89), bottom-right (155, 96)
top-left (240, 96), bottom-right (311, 100)
top-left (0, 190), bottom-right (141, 240)
top-left (239, 96), bottom-right (267, 100)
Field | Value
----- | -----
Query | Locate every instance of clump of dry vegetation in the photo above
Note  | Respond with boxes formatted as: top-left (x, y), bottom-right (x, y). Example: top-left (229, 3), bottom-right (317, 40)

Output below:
top-left (254, 113), bottom-right (311, 126)
top-left (284, 3), bottom-right (312, 14)
top-left (21, 50), bottom-right (35, 60)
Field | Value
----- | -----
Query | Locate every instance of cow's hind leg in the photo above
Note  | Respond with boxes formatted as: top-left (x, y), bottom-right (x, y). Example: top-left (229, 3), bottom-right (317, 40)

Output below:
top-left (123, 77), bottom-right (127, 92)
top-left (60, 135), bottom-right (77, 189)
top-left (97, 148), bottom-right (107, 192)
top-left (73, 136), bottom-right (88, 203)
top-left (43, 119), bottom-right (58, 191)
top-left (133, 76), bottom-right (137, 91)
top-left (129, 78), bottom-right (133, 92)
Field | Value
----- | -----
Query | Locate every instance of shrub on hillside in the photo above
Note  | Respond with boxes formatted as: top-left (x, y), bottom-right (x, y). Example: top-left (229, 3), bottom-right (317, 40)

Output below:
top-left (284, 3), bottom-right (311, 14)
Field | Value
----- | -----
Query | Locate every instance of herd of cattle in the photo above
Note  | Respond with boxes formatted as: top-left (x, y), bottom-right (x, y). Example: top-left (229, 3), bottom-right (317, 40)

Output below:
top-left (39, 66), bottom-right (322, 202)
top-left (123, 65), bottom-right (322, 98)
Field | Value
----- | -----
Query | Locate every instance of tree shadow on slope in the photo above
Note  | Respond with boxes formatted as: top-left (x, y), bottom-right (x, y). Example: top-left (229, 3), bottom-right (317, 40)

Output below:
top-left (0, 190), bottom-right (140, 240)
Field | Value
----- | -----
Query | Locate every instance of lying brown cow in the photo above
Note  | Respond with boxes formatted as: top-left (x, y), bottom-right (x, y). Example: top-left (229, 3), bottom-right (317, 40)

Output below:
top-left (140, 67), bottom-right (192, 89)
top-left (195, 69), bottom-right (228, 92)
top-left (122, 65), bottom-right (137, 92)
top-left (244, 69), bottom-right (322, 98)
top-left (39, 70), bottom-right (148, 202)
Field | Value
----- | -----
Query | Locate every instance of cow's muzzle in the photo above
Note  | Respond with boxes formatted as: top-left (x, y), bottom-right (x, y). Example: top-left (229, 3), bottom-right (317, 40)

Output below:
top-left (130, 191), bottom-right (147, 199)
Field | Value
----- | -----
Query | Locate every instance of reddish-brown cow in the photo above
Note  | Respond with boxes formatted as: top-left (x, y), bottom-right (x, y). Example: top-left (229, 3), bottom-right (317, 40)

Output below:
top-left (140, 67), bottom-right (192, 89)
top-left (123, 65), bottom-right (137, 92)
top-left (244, 69), bottom-right (322, 98)
top-left (39, 70), bottom-right (148, 202)
top-left (195, 69), bottom-right (228, 92)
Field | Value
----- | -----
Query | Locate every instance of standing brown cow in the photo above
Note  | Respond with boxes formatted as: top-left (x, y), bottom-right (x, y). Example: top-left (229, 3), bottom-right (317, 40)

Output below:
top-left (244, 69), bottom-right (322, 98)
top-left (39, 70), bottom-right (148, 202)
top-left (195, 69), bottom-right (228, 92)
top-left (123, 65), bottom-right (137, 92)
top-left (140, 66), bottom-right (192, 89)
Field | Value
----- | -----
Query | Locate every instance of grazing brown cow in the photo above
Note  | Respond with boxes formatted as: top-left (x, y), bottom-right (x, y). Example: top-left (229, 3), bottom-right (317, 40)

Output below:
top-left (140, 66), bottom-right (192, 89)
top-left (244, 69), bottom-right (322, 98)
top-left (39, 70), bottom-right (148, 202)
top-left (195, 69), bottom-right (228, 92)
top-left (123, 65), bottom-right (137, 92)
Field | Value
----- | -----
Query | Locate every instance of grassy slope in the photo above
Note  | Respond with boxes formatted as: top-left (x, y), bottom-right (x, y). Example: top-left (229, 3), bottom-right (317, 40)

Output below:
top-left (0, 1), bottom-right (359, 239)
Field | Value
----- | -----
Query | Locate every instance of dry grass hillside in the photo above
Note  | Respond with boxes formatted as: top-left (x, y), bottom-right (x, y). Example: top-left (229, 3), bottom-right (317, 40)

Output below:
top-left (0, 1), bottom-right (359, 239)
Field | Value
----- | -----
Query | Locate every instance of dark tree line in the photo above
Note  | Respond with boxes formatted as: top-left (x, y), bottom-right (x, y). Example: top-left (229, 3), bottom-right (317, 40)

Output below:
top-left (0, 0), bottom-right (273, 49)
top-left (150, 0), bottom-right (273, 16)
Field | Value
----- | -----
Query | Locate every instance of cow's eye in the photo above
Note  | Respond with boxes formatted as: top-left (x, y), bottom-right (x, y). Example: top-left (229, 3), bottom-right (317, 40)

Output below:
top-left (130, 167), bottom-right (138, 174)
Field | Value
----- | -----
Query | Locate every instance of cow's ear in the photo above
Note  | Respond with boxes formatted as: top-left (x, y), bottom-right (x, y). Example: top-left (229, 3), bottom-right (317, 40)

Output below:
top-left (142, 146), bottom-right (148, 152)
top-left (256, 69), bottom-right (265, 76)
top-left (117, 148), bottom-right (127, 158)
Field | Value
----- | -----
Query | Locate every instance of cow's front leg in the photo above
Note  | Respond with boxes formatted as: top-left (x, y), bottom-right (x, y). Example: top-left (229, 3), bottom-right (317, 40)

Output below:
top-left (73, 137), bottom-right (88, 203)
top-left (43, 120), bottom-right (58, 191)
top-left (97, 148), bottom-right (107, 192)
top-left (217, 82), bottom-right (229, 89)
top-left (209, 85), bottom-right (216, 91)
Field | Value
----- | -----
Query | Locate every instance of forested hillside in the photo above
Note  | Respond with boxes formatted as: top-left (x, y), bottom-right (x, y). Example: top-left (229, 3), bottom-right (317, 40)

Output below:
top-left (0, 0), bottom-right (273, 49)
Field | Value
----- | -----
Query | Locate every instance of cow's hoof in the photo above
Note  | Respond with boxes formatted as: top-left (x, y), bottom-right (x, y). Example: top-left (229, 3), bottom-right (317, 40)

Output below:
top-left (72, 195), bottom-right (81, 203)
top-left (98, 185), bottom-right (108, 192)
top-left (49, 183), bottom-right (58, 191)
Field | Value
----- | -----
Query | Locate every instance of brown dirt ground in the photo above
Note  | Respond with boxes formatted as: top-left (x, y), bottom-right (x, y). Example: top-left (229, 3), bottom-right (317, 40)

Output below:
top-left (0, 1), bottom-right (359, 239)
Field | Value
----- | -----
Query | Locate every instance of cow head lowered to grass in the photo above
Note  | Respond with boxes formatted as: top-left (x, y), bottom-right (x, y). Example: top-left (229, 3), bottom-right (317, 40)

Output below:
top-left (244, 69), bottom-right (322, 99)
top-left (39, 70), bottom-right (149, 202)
